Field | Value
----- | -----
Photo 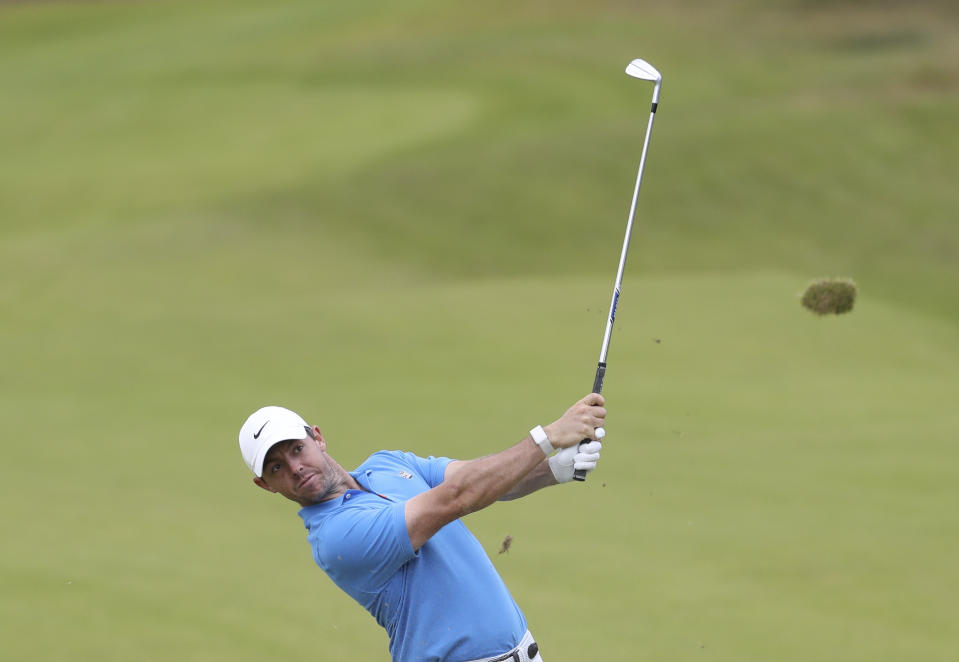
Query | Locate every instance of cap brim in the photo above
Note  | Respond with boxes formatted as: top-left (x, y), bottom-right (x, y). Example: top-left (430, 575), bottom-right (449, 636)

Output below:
top-left (251, 424), bottom-right (310, 477)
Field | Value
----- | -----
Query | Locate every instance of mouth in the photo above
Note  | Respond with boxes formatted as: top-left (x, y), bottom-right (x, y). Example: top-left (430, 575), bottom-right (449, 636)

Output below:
top-left (297, 473), bottom-right (318, 491)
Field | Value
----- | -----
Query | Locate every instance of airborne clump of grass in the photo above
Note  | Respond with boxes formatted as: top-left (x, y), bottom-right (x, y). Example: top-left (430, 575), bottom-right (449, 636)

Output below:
top-left (801, 278), bottom-right (858, 315)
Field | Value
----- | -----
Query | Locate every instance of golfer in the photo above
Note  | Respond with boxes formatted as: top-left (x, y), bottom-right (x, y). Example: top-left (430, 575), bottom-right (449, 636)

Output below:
top-left (239, 393), bottom-right (607, 662)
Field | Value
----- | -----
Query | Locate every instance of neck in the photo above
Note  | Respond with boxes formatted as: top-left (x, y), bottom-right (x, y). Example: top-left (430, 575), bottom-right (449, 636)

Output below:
top-left (327, 454), bottom-right (363, 492)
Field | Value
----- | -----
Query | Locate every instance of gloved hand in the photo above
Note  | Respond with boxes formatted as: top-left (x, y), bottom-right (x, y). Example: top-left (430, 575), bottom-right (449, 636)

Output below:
top-left (548, 439), bottom-right (603, 484)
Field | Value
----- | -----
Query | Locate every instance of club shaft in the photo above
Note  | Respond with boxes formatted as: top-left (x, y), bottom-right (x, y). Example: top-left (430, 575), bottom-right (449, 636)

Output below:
top-left (598, 101), bottom-right (658, 365)
top-left (573, 92), bottom-right (659, 482)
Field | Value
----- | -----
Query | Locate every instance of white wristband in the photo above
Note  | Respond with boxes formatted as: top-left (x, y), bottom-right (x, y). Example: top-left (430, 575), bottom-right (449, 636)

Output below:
top-left (530, 425), bottom-right (554, 456)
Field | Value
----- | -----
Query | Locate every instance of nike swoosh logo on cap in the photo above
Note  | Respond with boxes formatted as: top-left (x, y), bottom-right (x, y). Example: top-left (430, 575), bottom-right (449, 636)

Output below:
top-left (253, 420), bottom-right (269, 439)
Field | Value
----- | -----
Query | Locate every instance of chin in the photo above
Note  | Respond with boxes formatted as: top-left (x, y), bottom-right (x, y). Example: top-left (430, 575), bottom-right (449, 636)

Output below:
top-left (305, 481), bottom-right (337, 505)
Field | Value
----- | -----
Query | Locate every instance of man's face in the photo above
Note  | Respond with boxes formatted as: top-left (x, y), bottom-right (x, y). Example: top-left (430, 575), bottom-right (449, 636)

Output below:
top-left (254, 430), bottom-right (345, 506)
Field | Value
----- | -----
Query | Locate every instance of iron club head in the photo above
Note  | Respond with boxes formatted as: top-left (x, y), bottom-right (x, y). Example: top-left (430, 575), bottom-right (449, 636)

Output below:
top-left (625, 58), bottom-right (662, 104)
top-left (625, 59), bottom-right (661, 82)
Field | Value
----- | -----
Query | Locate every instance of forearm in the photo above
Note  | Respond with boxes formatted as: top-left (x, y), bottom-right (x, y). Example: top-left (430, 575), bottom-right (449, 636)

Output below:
top-left (499, 458), bottom-right (558, 501)
top-left (443, 437), bottom-right (547, 515)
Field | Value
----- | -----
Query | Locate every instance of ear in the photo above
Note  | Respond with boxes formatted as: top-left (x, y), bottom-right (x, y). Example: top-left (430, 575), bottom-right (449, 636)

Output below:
top-left (253, 476), bottom-right (277, 493)
top-left (312, 425), bottom-right (326, 450)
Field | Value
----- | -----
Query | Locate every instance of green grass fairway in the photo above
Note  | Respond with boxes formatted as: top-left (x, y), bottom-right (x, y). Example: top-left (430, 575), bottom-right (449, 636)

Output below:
top-left (2, 1), bottom-right (957, 661)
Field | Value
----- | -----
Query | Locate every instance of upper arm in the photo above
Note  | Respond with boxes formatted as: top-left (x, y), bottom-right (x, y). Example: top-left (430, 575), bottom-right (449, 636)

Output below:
top-left (403, 459), bottom-right (469, 551)
top-left (443, 459), bottom-right (467, 483)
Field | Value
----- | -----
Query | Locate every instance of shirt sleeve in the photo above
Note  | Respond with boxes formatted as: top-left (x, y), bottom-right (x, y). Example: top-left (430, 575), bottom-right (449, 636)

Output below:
top-left (401, 452), bottom-right (454, 487)
top-left (313, 500), bottom-right (415, 592)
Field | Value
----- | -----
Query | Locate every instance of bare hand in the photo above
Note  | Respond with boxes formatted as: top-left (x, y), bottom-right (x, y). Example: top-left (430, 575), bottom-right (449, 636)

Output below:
top-left (543, 393), bottom-right (607, 449)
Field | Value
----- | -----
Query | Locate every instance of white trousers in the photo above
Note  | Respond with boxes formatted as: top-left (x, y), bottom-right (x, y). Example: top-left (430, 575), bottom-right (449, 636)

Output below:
top-left (464, 630), bottom-right (543, 662)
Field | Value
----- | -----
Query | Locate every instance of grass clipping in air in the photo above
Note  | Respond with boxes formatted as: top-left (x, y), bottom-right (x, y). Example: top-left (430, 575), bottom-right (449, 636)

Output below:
top-left (801, 278), bottom-right (857, 315)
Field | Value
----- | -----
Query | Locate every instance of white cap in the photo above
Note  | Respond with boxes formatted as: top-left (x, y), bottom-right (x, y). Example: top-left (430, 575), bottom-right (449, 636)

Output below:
top-left (239, 406), bottom-right (310, 477)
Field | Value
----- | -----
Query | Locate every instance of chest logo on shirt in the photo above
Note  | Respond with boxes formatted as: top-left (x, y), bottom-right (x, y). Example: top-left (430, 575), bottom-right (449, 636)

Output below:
top-left (398, 471), bottom-right (413, 479)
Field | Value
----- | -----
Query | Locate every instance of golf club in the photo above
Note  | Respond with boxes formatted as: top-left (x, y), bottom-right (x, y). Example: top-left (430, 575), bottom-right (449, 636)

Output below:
top-left (574, 58), bottom-right (662, 482)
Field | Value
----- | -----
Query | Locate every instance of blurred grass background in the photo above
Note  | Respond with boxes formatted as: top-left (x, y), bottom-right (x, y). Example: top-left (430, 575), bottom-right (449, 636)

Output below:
top-left (1, 1), bottom-right (957, 660)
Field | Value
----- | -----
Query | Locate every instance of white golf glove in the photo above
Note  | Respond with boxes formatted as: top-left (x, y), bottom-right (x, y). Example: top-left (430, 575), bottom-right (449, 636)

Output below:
top-left (548, 439), bottom-right (604, 484)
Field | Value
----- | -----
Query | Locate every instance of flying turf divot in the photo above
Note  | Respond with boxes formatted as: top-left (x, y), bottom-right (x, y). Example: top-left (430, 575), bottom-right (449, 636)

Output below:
top-left (800, 278), bottom-right (857, 315)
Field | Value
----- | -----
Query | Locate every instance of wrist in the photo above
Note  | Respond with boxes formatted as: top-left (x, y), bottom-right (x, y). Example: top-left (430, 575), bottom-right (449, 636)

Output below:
top-left (530, 425), bottom-right (554, 456)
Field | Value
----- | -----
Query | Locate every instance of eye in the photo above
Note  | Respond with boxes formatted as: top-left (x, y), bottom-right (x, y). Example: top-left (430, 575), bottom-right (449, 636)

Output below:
top-left (270, 463), bottom-right (281, 474)
top-left (294, 444), bottom-right (304, 453)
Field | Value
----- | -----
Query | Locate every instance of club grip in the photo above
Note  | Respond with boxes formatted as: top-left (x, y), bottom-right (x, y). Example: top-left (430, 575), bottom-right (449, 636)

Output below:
top-left (573, 362), bottom-right (606, 482)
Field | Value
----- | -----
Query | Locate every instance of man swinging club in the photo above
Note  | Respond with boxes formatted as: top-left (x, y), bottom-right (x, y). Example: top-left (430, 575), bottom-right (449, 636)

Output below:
top-left (238, 393), bottom-right (607, 662)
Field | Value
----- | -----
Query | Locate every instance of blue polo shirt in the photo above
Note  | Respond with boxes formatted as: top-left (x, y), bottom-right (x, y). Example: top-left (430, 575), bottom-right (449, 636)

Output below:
top-left (298, 451), bottom-right (527, 662)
